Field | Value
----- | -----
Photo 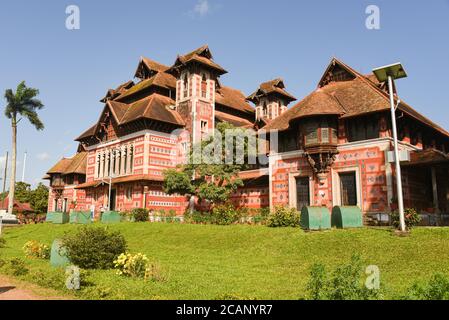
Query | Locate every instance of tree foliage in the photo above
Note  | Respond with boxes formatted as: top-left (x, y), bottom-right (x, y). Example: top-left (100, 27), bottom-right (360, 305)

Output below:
top-left (1, 182), bottom-right (49, 214)
top-left (163, 122), bottom-right (257, 206)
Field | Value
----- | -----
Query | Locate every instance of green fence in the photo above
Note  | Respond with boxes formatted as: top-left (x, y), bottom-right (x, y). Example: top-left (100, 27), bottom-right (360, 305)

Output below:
top-left (101, 211), bottom-right (122, 224)
top-left (45, 212), bottom-right (57, 223)
top-left (331, 206), bottom-right (363, 229)
top-left (69, 211), bottom-right (92, 224)
top-left (300, 206), bottom-right (331, 230)
top-left (52, 212), bottom-right (70, 224)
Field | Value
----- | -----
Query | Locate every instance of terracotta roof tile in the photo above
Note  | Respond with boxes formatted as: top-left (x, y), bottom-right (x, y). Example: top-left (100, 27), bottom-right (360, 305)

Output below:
top-left (47, 158), bottom-right (73, 174)
top-left (116, 72), bottom-right (176, 101)
top-left (264, 87), bottom-right (346, 131)
top-left (216, 86), bottom-right (255, 114)
top-left (248, 78), bottom-right (296, 103)
top-left (120, 94), bottom-right (184, 126)
top-left (63, 152), bottom-right (87, 175)
top-left (215, 110), bottom-right (254, 128)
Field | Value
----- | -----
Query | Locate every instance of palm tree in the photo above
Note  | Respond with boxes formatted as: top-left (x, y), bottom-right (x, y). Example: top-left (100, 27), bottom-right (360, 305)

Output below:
top-left (4, 81), bottom-right (44, 216)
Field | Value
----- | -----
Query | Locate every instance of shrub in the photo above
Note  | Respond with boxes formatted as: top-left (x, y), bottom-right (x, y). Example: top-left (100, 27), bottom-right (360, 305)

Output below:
top-left (132, 208), bottom-right (149, 222)
top-left (23, 240), bottom-right (50, 259)
top-left (211, 204), bottom-right (241, 225)
top-left (305, 255), bottom-right (381, 300)
top-left (145, 262), bottom-right (168, 282)
top-left (61, 226), bottom-right (127, 269)
top-left (266, 206), bottom-right (300, 228)
top-left (1, 258), bottom-right (30, 276)
top-left (184, 210), bottom-right (212, 224)
top-left (391, 208), bottom-right (421, 230)
top-left (253, 207), bottom-right (270, 225)
top-left (404, 273), bottom-right (449, 300)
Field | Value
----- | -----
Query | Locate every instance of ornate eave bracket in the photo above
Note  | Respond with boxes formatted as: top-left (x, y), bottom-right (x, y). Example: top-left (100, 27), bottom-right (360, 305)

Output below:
top-left (305, 150), bottom-right (339, 185)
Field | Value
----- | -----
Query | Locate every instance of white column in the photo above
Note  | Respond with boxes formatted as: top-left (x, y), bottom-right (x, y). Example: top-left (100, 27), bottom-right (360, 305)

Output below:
top-left (99, 152), bottom-right (104, 178)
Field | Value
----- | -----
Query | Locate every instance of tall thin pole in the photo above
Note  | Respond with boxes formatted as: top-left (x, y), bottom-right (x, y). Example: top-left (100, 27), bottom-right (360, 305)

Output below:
top-left (2, 152), bottom-right (8, 193)
top-left (21, 151), bottom-right (27, 183)
top-left (388, 75), bottom-right (406, 232)
top-left (108, 175), bottom-right (112, 211)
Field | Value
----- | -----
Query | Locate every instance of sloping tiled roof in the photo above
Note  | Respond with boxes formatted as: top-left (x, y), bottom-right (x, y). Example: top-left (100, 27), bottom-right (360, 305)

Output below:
top-left (215, 110), bottom-right (254, 128)
top-left (63, 152), bottom-right (87, 175)
top-left (168, 45), bottom-right (227, 75)
top-left (100, 80), bottom-right (135, 103)
top-left (120, 94), bottom-right (184, 126)
top-left (76, 124), bottom-right (97, 141)
top-left (403, 148), bottom-right (449, 166)
top-left (47, 158), bottom-right (73, 174)
top-left (75, 174), bottom-right (164, 189)
top-left (265, 58), bottom-right (449, 137)
top-left (264, 87), bottom-right (346, 131)
top-left (116, 72), bottom-right (176, 101)
top-left (247, 78), bottom-right (296, 103)
top-left (216, 86), bottom-right (255, 114)
top-left (47, 152), bottom-right (87, 175)
top-left (0, 196), bottom-right (34, 212)
top-left (134, 57), bottom-right (170, 79)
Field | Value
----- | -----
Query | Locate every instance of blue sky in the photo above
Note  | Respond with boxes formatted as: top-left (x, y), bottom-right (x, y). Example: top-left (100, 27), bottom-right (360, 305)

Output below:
top-left (0, 0), bottom-right (448, 188)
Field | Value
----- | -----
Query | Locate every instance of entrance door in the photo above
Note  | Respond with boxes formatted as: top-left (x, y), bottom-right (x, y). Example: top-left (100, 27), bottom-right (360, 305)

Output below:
top-left (296, 177), bottom-right (310, 211)
top-left (339, 172), bottom-right (357, 206)
top-left (110, 189), bottom-right (117, 211)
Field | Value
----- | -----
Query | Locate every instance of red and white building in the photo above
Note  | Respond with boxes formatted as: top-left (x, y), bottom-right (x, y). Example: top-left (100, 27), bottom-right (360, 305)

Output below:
top-left (46, 46), bottom-right (449, 224)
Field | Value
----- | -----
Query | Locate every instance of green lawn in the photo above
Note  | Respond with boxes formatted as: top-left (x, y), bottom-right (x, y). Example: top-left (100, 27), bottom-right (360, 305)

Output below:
top-left (1, 223), bottom-right (449, 299)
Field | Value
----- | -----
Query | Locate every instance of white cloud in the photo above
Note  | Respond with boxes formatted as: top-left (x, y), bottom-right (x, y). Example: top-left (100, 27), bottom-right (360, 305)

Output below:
top-left (194, 0), bottom-right (210, 16)
top-left (189, 0), bottom-right (221, 17)
top-left (37, 152), bottom-right (51, 161)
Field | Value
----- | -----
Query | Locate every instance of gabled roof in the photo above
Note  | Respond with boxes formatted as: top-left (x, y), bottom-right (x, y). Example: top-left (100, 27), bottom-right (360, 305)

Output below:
top-left (63, 152), bottom-right (87, 175)
top-left (247, 78), bottom-right (296, 103)
top-left (47, 158), bottom-right (73, 174)
top-left (76, 93), bottom-right (184, 142)
top-left (116, 72), bottom-right (176, 101)
top-left (100, 80), bottom-right (135, 103)
top-left (46, 152), bottom-right (87, 176)
top-left (134, 57), bottom-right (170, 79)
top-left (120, 94), bottom-right (184, 126)
top-left (167, 45), bottom-right (227, 76)
top-left (215, 110), bottom-right (254, 128)
top-left (264, 86), bottom-right (346, 131)
top-left (76, 124), bottom-right (97, 141)
top-left (216, 86), bottom-right (255, 114)
top-left (265, 58), bottom-right (449, 137)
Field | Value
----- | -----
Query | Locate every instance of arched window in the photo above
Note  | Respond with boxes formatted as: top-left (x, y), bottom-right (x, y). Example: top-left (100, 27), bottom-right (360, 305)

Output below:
top-left (183, 74), bottom-right (189, 98)
top-left (262, 101), bottom-right (267, 117)
top-left (201, 73), bottom-right (207, 98)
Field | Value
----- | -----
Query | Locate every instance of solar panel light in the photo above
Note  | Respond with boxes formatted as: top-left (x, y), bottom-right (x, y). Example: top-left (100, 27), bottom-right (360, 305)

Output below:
top-left (373, 62), bottom-right (407, 82)
top-left (372, 62), bottom-right (408, 232)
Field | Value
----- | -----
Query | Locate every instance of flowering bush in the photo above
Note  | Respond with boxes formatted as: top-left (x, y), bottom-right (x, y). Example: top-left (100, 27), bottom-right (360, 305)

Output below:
top-left (114, 253), bottom-right (149, 278)
top-left (23, 240), bottom-right (50, 259)
top-left (114, 252), bottom-right (167, 281)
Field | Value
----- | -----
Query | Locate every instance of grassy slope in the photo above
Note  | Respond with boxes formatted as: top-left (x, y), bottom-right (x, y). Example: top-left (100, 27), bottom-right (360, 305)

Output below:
top-left (1, 223), bottom-right (449, 299)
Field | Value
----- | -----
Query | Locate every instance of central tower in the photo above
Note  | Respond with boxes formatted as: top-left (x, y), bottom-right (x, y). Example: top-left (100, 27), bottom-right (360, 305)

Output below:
top-left (167, 45), bottom-right (227, 144)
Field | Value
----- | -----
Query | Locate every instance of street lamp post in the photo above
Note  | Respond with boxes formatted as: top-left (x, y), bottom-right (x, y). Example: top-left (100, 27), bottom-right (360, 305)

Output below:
top-left (373, 63), bottom-right (408, 232)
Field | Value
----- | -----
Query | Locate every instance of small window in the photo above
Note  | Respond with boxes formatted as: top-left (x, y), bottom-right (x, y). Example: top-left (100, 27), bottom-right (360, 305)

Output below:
top-left (126, 187), bottom-right (132, 201)
top-left (201, 120), bottom-right (208, 133)
top-left (183, 74), bottom-right (189, 98)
